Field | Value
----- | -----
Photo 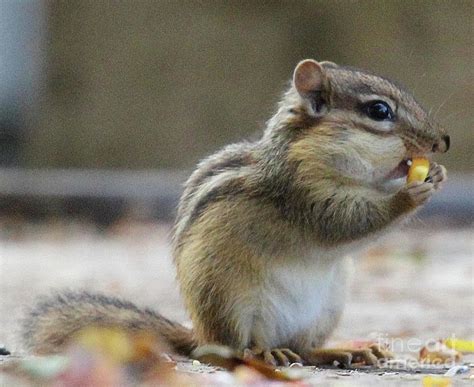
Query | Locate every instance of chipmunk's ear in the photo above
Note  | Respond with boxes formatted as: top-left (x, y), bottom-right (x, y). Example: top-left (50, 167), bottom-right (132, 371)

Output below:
top-left (319, 60), bottom-right (338, 69)
top-left (293, 59), bottom-right (328, 113)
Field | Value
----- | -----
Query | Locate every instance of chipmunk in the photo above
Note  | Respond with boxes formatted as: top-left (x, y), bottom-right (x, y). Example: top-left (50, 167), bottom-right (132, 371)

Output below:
top-left (22, 59), bottom-right (449, 367)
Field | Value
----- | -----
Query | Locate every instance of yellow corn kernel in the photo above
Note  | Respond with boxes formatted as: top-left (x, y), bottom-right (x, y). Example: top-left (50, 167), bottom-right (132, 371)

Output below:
top-left (422, 376), bottom-right (452, 387)
top-left (444, 338), bottom-right (474, 353)
top-left (407, 158), bottom-right (430, 183)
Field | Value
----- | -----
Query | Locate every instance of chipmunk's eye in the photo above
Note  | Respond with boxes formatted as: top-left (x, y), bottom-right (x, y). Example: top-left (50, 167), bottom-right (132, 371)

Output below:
top-left (365, 100), bottom-right (394, 121)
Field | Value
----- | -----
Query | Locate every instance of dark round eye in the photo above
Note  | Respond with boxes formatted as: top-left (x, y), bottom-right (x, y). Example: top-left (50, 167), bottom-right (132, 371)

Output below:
top-left (365, 101), bottom-right (394, 121)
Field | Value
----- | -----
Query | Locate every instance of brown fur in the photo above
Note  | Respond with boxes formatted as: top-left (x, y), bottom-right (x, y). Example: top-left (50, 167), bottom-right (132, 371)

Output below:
top-left (22, 59), bottom-right (448, 364)
top-left (22, 291), bottom-right (196, 355)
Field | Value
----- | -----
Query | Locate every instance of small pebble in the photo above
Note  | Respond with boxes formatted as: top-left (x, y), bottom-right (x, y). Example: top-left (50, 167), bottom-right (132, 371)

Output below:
top-left (192, 360), bottom-right (201, 366)
top-left (0, 346), bottom-right (11, 356)
top-left (289, 362), bottom-right (303, 368)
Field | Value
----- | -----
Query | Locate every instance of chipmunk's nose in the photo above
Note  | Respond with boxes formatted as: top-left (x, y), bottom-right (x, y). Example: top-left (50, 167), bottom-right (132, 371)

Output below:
top-left (432, 134), bottom-right (450, 153)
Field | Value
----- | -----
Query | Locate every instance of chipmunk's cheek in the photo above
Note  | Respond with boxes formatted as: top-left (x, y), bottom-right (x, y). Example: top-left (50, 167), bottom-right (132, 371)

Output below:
top-left (366, 151), bottom-right (404, 183)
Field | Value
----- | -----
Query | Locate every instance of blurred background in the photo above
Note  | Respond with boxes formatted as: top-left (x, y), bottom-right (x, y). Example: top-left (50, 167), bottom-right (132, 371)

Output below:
top-left (0, 0), bottom-right (472, 363)
top-left (0, 0), bottom-right (472, 224)
top-left (6, 0), bottom-right (474, 169)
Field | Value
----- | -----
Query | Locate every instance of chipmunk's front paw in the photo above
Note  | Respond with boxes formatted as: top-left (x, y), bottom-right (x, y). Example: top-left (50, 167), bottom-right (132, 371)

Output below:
top-left (243, 347), bottom-right (302, 367)
top-left (404, 181), bottom-right (435, 206)
top-left (428, 162), bottom-right (447, 189)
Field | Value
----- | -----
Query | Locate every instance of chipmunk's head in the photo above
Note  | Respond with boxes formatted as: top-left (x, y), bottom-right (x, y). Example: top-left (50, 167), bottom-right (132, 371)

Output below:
top-left (277, 59), bottom-right (449, 192)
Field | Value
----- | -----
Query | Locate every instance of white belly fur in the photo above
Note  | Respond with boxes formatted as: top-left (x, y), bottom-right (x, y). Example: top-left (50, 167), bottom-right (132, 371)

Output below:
top-left (249, 254), bottom-right (353, 349)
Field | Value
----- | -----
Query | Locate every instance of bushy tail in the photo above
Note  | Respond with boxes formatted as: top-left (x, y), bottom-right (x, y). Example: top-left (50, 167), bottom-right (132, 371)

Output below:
top-left (22, 291), bottom-right (197, 356)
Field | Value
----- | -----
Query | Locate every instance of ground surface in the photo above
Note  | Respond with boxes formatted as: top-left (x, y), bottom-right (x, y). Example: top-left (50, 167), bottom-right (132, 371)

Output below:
top-left (0, 220), bottom-right (473, 385)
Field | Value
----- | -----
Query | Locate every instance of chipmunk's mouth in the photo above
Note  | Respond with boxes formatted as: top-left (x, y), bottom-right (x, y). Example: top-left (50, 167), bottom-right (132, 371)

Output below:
top-left (386, 158), bottom-right (412, 180)
top-left (378, 158), bottom-right (413, 193)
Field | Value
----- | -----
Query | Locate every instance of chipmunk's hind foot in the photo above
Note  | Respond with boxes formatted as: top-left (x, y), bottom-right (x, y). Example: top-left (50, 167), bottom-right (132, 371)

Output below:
top-left (305, 344), bottom-right (393, 368)
top-left (243, 347), bottom-right (303, 367)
